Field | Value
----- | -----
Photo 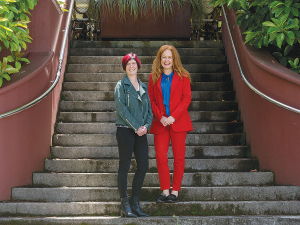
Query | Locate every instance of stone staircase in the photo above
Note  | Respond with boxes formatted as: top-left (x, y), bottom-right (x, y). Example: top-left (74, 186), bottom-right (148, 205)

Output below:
top-left (1, 40), bottom-right (300, 225)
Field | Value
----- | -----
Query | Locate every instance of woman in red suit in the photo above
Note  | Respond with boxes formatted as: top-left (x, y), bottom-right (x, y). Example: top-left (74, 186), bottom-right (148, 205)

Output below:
top-left (148, 45), bottom-right (193, 203)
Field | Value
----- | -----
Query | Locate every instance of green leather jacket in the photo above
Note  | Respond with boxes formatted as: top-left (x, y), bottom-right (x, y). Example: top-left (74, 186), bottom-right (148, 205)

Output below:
top-left (114, 75), bottom-right (152, 133)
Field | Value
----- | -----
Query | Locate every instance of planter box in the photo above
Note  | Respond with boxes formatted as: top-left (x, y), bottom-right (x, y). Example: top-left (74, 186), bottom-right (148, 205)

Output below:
top-left (100, 3), bottom-right (191, 39)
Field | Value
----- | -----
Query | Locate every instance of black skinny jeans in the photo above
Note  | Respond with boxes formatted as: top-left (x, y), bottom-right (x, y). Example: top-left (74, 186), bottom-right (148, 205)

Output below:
top-left (116, 127), bottom-right (149, 198)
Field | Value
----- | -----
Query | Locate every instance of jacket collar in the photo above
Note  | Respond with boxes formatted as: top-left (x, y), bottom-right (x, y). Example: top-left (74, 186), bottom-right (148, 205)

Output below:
top-left (123, 75), bottom-right (146, 100)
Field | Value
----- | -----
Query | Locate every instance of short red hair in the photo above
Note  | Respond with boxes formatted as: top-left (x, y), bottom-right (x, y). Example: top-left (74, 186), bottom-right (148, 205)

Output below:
top-left (122, 53), bottom-right (141, 71)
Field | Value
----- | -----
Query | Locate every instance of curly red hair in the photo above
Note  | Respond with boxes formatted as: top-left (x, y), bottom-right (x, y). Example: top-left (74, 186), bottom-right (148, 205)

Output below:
top-left (151, 45), bottom-right (191, 84)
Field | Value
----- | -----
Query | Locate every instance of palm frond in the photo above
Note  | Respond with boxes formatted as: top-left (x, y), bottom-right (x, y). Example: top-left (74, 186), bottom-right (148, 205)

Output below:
top-left (189, 0), bottom-right (204, 26)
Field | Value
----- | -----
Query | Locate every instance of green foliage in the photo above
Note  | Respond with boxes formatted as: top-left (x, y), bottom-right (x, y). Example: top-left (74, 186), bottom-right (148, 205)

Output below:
top-left (288, 57), bottom-right (300, 73)
top-left (57, 1), bottom-right (68, 12)
top-left (0, 0), bottom-right (38, 87)
top-left (210, 0), bottom-right (300, 73)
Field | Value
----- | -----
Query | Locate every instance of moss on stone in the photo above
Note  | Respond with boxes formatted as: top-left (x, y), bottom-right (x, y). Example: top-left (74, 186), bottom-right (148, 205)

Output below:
top-left (148, 167), bottom-right (158, 173)
top-left (140, 188), bottom-right (160, 201)
top-left (192, 173), bottom-right (202, 187)
top-left (146, 203), bottom-right (252, 217)
top-left (206, 174), bottom-right (212, 186)
top-left (193, 147), bottom-right (204, 158)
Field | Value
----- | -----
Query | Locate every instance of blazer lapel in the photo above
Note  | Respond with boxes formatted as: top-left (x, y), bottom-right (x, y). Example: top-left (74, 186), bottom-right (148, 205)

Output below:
top-left (170, 72), bottom-right (180, 98)
top-left (157, 74), bottom-right (163, 97)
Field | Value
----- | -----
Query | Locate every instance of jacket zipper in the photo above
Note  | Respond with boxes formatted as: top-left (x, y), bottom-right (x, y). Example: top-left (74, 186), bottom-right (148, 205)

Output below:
top-left (126, 119), bottom-right (136, 132)
top-left (128, 94), bottom-right (129, 107)
top-left (127, 90), bottom-right (145, 127)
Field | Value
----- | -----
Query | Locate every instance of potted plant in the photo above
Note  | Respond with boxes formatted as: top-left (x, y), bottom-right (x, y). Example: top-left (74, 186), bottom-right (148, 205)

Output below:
top-left (86, 0), bottom-right (205, 39)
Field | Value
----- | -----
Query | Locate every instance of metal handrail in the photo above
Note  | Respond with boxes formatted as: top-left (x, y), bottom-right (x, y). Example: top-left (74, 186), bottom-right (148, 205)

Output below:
top-left (222, 6), bottom-right (300, 114)
top-left (0, 0), bottom-right (74, 119)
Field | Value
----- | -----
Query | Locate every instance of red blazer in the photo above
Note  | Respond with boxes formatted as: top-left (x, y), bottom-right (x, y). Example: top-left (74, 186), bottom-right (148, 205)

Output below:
top-left (148, 72), bottom-right (193, 134)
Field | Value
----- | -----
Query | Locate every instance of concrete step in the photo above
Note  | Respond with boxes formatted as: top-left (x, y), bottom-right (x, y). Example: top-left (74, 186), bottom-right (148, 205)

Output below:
top-left (55, 122), bottom-right (243, 134)
top-left (12, 186), bottom-right (299, 202)
top-left (64, 72), bottom-right (232, 82)
top-left (68, 55), bottom-right (227, 64)
top-left (32, 172), bottom-right (273, 187)
top-left (52, 133), bottom-right (243, 146)
top-left (68, 48), bottom-right (225, 56)
top-left (58, 112), bottom-right (117, 123)
top-left (67, 63), bottom-right (227, 73)
top-left (50, 146), bottom-right (249, 159)
top-left (61, 91), bottom-right (235, 101)
top-left (44, 158), bottom-right (258, 173)
top-left (62, 81), bottom-right (233, 91)
top-left (58, 101), bottom-right (238, 112)
top-left (1, 201), bottom-right (300, 217)
top-left (57, 111), bottom-right (239, 123)
top-left (57, 111), bottom-right (240, 123)
top-left (1, 215), bottom-right (300, 225)
top-left (70, 40), bottom-right (224, 48)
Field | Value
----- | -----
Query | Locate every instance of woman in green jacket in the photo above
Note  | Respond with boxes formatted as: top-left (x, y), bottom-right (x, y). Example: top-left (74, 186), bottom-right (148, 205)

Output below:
top-left (114, 53), bottom-right (152, 218)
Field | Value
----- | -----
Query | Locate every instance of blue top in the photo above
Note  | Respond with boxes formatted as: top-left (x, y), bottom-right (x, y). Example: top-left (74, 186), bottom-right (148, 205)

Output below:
top-left (161, 71), bottom-right (174, 116)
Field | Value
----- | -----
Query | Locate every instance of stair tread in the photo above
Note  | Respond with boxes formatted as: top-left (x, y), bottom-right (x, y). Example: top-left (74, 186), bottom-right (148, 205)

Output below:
top-left (52, 133), bottom-right (244, 147)
top-left (16, 186), bottom-right (294, 190)
top-left (44, 158), bottom-right (258, 173)
top-left (57, 112), bottom-right (239, 123)
top-left (31, 171), bottom-right (273, 188)
top-left (50, 145), bottom-right (249, 159)
top-left (1, 201), bottom-right (300, 217)
top-left (55, 122), bottom-right (243, 134)
top-left (1, 216), bottom-right (300, 225)
top-left (12, 186), bottom-right (299, 202)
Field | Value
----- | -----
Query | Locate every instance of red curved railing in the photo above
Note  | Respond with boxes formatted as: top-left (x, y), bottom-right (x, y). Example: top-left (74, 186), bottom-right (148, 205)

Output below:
top-left (222, 6), bottom-right (300, 186)
top-left (0, 0), bottom-right (72, 200)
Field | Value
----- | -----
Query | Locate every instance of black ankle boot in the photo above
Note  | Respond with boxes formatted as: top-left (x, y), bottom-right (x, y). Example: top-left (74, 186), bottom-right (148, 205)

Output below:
top-left (130, 196), bottom-right (148, 217)
top-left (120, 196), bottom-right (137, 218)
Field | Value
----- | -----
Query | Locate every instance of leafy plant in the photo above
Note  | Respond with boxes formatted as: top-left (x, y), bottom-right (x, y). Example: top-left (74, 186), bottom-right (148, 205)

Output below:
top-left (57, 1), bottom-right (69, 12)
top-left (0, 57), bottom-right (17, 86)
top-left (288, 57), bottom-right (300, 73)
top-left (87, 0), bottom-right (204, 25)
top-left (0, 0), bottom-right (39, 87)
top-left (210, 0), bottom-right (300, 73)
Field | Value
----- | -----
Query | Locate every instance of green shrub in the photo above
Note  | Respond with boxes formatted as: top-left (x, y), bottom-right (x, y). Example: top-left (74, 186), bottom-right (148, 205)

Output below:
top-left (88, 0), bottom-right (204, 26)
top-left (0, 0), bottom-right (39, 87)
top-left (210, 0), bottom-right (300, 73)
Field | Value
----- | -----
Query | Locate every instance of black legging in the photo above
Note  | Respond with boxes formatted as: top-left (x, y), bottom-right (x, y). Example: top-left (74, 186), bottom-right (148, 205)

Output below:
top-left (116, 127), bottom-right (149, 198)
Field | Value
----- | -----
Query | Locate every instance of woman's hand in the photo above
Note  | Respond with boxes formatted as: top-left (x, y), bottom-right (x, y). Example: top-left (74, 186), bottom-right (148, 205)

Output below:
top-left (164, 116), bottom-right (175, 126)
top-left (137, 126), bottom-right (147, 136)
top-left (161, 115), bottom-right (175, 126)
top-left (160, 116), bottom-right (167, 126)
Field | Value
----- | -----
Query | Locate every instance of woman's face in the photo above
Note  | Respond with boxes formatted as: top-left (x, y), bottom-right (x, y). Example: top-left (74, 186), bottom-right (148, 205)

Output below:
top-left (126, 59), bottom-right (138, 77)
top-left (161, 49), bottom-right (173, 72)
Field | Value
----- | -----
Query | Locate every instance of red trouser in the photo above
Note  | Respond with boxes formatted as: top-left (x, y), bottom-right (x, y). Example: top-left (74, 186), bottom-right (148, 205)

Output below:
top-left (154, 126), bottom-right (187, 191)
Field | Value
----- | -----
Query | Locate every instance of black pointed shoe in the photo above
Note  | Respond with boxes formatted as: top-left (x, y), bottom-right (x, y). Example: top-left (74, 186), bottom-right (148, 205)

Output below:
top-left (156, 193), bottom-right (168, 203)
top-left (120, 196), bottom-right (137, 218)
top-left (167, 194), bottom-right (179, 203)
top-left (130, 196), bottom-right (148, 217)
